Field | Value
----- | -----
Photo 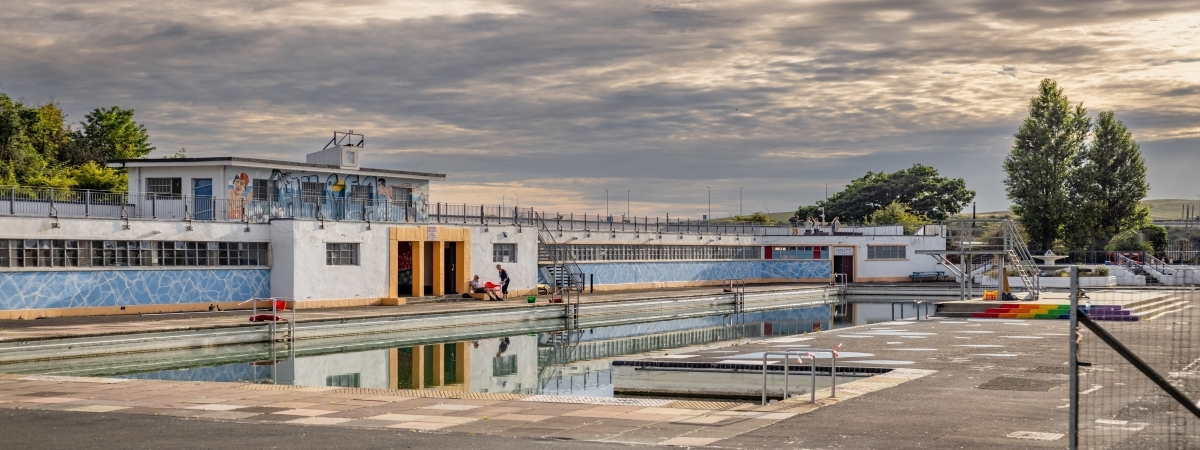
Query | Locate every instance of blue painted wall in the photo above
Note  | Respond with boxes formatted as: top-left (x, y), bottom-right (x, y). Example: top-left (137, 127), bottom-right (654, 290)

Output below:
top-left (0, 269), bottom-right (271, 310)
top-left (573, 260), bottom-right (831, 285)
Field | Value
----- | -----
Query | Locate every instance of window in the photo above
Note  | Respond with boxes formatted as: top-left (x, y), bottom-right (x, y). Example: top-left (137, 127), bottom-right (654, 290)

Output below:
top-left (301, 182), bottom-right (324, 205)
top-left (350, 185), bottom-right (372, 205)
top-left (326, 243), bottom-right (360, 265)
top-left (0, 239), bottom-right (268, 268)
top-left (145, 178), bottom-right (182, 197)
top-left (868, 245), bottom-right (906, 260)
top-left (492, 355), bottom-right (518, 377)
top-left (537, 244), bottom-right (761, 262)
top-left (770, 246), bottom-right (829, 260)
top-left (252, 179), bottom-right (277, 201)
top-left (493, 243), bottom-right (517, 263)
top-left (391, 187), bottom-right (412, 204)
top-left (326, 373), bottom-right (361, 388)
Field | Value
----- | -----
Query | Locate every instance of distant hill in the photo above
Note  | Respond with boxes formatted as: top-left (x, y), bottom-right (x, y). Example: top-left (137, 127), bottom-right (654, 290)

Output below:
top-left (1143, 199), bottom-right (1200, 221)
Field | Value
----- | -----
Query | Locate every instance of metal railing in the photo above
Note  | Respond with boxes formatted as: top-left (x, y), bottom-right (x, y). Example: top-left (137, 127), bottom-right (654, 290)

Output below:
top-left (3, 185), bottom-right (941, 237)
top-left (761, 348), bottom-right (841, 405)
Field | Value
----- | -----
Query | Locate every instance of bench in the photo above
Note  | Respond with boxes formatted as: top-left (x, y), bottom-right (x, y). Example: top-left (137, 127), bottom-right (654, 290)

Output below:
top-left (910, 271), bottom-right (949, 282)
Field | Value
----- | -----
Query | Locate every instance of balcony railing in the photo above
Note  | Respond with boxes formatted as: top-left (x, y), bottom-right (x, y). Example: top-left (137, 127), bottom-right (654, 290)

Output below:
top-left (2, 185), bottom-right (940, 236)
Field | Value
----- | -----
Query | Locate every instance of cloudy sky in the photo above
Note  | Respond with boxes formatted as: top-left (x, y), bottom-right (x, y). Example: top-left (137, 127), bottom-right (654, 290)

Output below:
top-left (2, 0), bottom-right (1198, 218)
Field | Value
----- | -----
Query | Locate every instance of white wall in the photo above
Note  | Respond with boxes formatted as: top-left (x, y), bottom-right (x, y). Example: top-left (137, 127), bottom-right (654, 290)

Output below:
top-left (0, 216), bottom-right (270, 253)
top-left (284, 349), bottom-right (390, 389)
top-left (127, 166), bottom-right (224, 197)
top-left (469, 225), bottom-right (539, 293)
top-left (469, 335), bottom-right (538, 394)
top-left (271, 220), bottom-right (390, 301)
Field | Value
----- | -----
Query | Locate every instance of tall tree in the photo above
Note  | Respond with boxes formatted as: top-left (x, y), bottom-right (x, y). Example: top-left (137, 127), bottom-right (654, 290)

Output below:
top-left (78, 106), bottom-right (155, 162)
top-left (795, 163), bottom-right (974, 222)
top-left (1003, 79), bottom-right (1091, 251)
top-left (1064, 111), bottom-right (1149, 249)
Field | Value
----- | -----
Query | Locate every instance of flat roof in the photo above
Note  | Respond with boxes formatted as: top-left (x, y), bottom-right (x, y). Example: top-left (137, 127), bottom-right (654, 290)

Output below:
top-left (107, 157), bottom-right (447, 180)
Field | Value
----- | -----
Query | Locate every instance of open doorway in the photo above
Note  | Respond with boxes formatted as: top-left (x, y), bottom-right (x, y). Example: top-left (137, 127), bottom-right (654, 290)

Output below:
top-left (833, 249), bottom-right (854, 283)
top-left (443, 243), bottom-right (457, 295)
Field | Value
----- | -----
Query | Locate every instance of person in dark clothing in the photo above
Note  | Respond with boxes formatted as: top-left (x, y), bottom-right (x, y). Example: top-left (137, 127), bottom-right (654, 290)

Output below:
top-left (496, 264), bottom-right (510, 300)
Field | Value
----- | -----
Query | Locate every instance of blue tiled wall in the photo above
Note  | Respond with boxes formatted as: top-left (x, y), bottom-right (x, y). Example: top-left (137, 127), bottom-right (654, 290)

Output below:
top-left (575, 260), bottom-right (831, 285)
top-left (0, 269), bottom-right (271, 310)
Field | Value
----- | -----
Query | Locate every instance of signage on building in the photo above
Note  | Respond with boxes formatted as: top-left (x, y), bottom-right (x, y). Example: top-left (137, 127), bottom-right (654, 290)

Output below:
top-left (833, 247), bottom-right (854, 256)
top-left (426, 226), bottom-right (438, 241)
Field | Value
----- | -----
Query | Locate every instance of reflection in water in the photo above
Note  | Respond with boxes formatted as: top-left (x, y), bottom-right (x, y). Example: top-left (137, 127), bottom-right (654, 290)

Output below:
top-left (114, 305), bottom-right (834, 398)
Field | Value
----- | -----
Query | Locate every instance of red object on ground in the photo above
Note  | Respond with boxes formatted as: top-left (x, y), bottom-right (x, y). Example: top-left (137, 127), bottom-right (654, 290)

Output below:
top-left (249, 314), bottom-right (286, 322)
top-left (274, 300), bottom-right (288, 311)
top-left (548, 297), bottom-right (563, 303)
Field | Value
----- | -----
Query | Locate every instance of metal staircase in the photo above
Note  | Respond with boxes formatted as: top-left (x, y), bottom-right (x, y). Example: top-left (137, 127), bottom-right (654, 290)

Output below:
top-left (536, 212), bottom-right (586, 294)
top-left (1003, 221), bottom-right (1040, 299)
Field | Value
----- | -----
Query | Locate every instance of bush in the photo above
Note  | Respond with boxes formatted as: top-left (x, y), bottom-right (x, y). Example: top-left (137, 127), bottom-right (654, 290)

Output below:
top-left (1093, 265), bottom-right (1110, 277)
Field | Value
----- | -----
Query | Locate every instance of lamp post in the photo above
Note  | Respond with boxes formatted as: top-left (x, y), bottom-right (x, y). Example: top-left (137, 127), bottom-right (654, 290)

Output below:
top-left (626, 191), bottom-right (630, 218)
top-left (739, 187), bottom-right (743, 217)
top-left (706, 186), bottom-right (711, 222)
top-left (605, 189), bottom-right (609, 218)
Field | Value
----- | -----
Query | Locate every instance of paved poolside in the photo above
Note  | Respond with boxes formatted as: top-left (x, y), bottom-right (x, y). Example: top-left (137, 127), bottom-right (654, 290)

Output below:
top-left (0, 317), bottom-right (1086, 449)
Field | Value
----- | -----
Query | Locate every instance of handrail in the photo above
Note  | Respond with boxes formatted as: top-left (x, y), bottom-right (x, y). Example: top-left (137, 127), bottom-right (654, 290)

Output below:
top-left (761, 346), bottom-right (842, 405)
top-left (892, 301), bottom-right (931, 321)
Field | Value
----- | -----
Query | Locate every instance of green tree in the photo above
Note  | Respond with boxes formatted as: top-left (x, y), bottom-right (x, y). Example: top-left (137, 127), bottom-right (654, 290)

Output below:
top-left (795, 164), bottom-right (974, 222)
top-left (1063, 111), bottom-right (1150, 249)
top-left (1105, 230), bottom-right (1153, 252)
top-left (866, 202), bottom-right (925, 234)
top-left (71, 161), bottom-right (127, 191)
top-left (78, 106), bottom-right (154, 162)
top-left (1003, 79), bottom-right (1091, 251)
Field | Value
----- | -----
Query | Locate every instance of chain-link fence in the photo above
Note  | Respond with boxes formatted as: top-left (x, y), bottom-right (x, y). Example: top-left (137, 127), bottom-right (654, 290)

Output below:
top-left (1071, 277), bottom-right (1200, 449)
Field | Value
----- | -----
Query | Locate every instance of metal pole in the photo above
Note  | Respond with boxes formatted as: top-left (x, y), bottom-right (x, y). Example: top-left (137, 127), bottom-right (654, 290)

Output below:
top-left (782, 355), bottom-right (789, 401)
top-left (762, 353), bottom-right (768, 405)
top-left (810, 355), bottom-right (817, 404)
top-left (831, 353), bottom-right (837, 398)
top-left (1068, 266), bottom-right (1078, 450)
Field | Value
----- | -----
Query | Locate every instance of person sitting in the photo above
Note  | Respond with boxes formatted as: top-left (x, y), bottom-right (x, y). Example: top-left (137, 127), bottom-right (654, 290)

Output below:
top-left (470, 275), bottom-right (501, 300)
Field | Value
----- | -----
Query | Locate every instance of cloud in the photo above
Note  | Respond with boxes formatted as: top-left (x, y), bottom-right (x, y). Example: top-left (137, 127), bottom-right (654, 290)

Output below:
top-left (0, 0), bottom-right (1197, 216)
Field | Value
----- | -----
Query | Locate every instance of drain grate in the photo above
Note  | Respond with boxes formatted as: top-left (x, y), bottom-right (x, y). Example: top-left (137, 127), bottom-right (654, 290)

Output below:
top-left (662, 400), bottom-right (747, 410)
top-left (1026, 365), bottom-right (1071, 375)
top-left (977, 376), bottom-right (1063, 392)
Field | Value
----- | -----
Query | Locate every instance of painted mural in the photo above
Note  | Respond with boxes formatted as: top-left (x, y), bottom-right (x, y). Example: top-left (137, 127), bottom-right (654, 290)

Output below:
top-left (221, 167), bottom-right (429, 222)
top-left (0, 269), bottom-right (271, 311)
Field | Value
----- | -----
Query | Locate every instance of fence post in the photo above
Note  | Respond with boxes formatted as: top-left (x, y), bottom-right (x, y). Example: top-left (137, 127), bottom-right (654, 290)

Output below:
top-left (1068, 266), bottom-right (1078, 450)
top-left (85, 191), bottom-right (91, 217)
top-left (9, 186), bottom-right (14, 214)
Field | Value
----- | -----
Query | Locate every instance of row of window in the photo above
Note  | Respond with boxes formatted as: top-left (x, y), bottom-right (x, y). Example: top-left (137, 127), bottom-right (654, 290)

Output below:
top-left (771, 246), bottom-right (830, 260)
top-left (0, 240), bottom-right (269, 268)
top-left (541, 244), bottom-right (761, 262)
top-left (147, 177), bottom-right (413, 202)
top-left (867, 245), bottom-right (907, 260)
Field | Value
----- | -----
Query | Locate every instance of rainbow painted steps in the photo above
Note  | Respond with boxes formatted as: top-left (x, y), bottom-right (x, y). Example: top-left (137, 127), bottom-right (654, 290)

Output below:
top-left (970, 304), bottom-right (1138, 321)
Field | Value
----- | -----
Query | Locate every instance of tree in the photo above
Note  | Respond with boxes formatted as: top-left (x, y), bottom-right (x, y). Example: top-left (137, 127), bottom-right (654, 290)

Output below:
top-left (78, 106), bottom-right (154, 162)
top-left (794, 164), bottom-right (974, 222)
top-left (1063, 111), bottom-right (1149, 250)
top-left (1105, 230), bottom-right (1153, 252)
top-left (1004, 79), bottom-right (1091, 251)
top-left (727, 212), bottom-right (777, 225)
top-left (0, 89), bottom-right (147, 191)
top-left (866, 202), bottom-right (925, 234)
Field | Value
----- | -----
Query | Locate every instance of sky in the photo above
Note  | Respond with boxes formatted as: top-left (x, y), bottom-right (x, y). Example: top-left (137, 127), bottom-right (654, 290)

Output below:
top-left (2, 0), bottom-right (1198, 219)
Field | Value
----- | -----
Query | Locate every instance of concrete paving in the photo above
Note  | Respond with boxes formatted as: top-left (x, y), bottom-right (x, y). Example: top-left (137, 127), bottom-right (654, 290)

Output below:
top-left (0, 317), bottom-right (1089, 449)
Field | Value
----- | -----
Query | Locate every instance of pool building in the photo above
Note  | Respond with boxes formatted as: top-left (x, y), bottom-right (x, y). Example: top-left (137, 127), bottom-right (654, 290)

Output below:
top-left (0, 139), bottom-right (949, 319)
